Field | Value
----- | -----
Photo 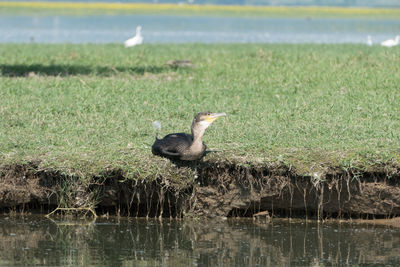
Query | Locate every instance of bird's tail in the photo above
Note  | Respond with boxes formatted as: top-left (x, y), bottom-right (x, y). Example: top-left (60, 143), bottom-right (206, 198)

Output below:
top-left (152, 120), bottom-right (162, 139)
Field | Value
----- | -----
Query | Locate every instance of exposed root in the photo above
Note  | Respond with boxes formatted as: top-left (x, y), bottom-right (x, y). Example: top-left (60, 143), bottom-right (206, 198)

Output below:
top-left (1, 161), bottom-right (400, 219)
top-left (46, 207), bottom-right (97, 218)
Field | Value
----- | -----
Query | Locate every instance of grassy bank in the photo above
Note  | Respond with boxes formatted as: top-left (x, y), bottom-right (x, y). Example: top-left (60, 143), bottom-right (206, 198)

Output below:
top-left (0, 43), bottom-right (399, 181)
top-left (0, 2), bottom-right (399, 18)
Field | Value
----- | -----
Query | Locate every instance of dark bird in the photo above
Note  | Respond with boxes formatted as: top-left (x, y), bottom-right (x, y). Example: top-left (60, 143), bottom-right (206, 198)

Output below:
top-left (152, 112), bottom-right (226, 161)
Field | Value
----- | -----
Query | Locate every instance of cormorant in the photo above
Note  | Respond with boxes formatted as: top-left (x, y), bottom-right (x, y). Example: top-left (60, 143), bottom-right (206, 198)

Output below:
top-left (152, 112), bottom-right (226, 161)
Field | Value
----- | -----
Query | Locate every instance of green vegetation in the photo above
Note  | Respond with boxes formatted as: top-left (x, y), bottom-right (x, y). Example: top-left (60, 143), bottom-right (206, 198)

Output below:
top-left (0, 43), bottom-right (399, 179)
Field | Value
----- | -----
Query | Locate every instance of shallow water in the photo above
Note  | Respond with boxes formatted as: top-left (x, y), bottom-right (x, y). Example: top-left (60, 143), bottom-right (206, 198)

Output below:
top-left (1, 14), bottom-right (399, 44)
top-left (0, 215), bottom-right (399, 266)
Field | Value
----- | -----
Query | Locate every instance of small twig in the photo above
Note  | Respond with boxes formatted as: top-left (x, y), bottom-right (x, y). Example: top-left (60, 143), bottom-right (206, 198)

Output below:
top-left (78, 77), bottom-right (93, 89)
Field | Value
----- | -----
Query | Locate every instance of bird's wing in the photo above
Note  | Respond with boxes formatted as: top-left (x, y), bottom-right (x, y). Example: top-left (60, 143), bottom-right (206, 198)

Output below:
top-left (152, 133), bottom-right (193, 158)
top-left (159, 133), bottom-right (193, 152)
top-left (157, 149), bottom-right (181, 157)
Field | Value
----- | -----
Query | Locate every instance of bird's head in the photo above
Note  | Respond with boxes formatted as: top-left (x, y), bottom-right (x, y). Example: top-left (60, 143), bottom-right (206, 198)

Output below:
top-left (192, 112), bottom-right (226, 130)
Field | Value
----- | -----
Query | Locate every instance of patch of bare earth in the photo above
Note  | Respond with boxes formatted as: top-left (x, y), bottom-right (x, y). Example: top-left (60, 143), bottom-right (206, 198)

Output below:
top-left (1, 160), bottom-right (400, 220)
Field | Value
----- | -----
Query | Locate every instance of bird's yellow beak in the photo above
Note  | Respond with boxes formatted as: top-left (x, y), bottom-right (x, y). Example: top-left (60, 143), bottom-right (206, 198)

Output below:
top-left (206, 112), bottom-right (226, 123)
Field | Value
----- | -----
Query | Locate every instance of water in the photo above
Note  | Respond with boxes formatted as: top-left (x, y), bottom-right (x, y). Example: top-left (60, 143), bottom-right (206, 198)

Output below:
top-left (1, 14), bottom-right (399, 44)
top-left (0, 215), bottom-right (399, 266)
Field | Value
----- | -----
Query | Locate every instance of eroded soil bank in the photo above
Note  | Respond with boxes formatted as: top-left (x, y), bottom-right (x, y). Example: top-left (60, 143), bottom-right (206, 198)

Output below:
top-left (1, 160), bottom-right (400, 219)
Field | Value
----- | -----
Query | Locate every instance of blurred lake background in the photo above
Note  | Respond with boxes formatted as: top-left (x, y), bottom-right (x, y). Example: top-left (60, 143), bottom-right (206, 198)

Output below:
top-left (0, 0), bottom-right (399, 44)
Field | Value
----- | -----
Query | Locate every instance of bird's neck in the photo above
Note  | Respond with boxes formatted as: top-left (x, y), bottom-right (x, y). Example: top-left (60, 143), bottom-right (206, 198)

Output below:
top-left (191, 123), bottom-right (206, 145)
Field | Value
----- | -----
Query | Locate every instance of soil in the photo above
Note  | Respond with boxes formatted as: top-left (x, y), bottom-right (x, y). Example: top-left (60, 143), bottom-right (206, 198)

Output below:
top-left (1, 160), bottom-right (400, 220)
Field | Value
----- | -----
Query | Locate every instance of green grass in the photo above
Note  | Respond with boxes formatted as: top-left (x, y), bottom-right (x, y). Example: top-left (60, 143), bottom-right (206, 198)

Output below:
top-left (0, 43), bottom-right (399, 178)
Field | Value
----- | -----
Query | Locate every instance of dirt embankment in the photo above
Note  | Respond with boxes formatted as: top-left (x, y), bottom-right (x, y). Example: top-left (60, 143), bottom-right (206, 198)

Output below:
top-left (1, 160), bottom-right (400, 219)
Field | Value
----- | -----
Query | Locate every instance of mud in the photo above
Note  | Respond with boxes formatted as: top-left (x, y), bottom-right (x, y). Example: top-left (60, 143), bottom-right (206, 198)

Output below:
top-left (1, 160), bottom-right (400, 219)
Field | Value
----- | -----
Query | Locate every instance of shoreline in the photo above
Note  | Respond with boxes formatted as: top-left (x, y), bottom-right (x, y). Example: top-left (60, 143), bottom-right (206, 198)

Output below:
top-left (1, 158), bottom-right (399, 220)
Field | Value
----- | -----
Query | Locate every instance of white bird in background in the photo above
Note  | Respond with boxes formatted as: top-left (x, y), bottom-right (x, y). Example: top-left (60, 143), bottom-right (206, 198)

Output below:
top-left (366, 35), bottom-right (373, 46)
top-left (380, 35), bottom-right (400, 47)
top-left (124, 26), bottom-right (143, 47)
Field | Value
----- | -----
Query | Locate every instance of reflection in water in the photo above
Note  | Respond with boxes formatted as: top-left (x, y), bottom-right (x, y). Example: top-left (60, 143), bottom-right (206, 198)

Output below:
top-left (0, 216), bottom-right (399, 266)
top-left (0, 15), bottom-right (399, 44)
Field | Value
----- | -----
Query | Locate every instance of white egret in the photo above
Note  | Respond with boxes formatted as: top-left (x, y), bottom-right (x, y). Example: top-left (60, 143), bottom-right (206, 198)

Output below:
top-left (124, 26), bottom-right (143, 47)
top-left (380, 35), bottom-right (400, 47)
top-left (366, 35), bottom-right (372, 46)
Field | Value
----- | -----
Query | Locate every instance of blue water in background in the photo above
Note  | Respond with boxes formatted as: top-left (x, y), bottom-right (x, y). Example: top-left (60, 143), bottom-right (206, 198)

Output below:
top-left (1, 14), bottom-right (399, 44)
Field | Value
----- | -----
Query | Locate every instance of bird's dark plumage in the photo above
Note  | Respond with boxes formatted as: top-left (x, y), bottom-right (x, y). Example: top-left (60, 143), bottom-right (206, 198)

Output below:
top-left (151, 112), bottom-right (225, 161)
top-left (152, 133), bottom-right (206, 161)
